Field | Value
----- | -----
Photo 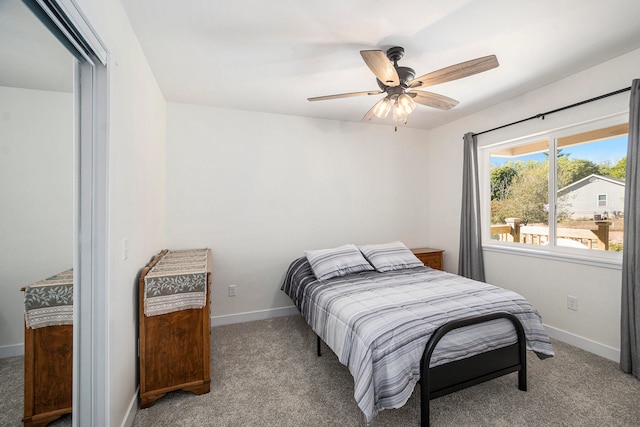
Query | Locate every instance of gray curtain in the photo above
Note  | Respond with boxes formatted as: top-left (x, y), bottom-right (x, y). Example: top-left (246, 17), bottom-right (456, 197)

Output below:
top-left (621, 79), bottom-right (640, 378)
top-left (458, 132), bottom-right (486, 281)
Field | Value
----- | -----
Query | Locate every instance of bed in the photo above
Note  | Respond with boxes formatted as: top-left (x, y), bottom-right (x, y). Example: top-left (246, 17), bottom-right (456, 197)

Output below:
top-left (280, 242), bottom-right (554, 426)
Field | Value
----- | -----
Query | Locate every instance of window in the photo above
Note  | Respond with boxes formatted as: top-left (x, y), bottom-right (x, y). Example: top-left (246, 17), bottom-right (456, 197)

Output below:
top-left (597, 194), bottom-right (607, 207)
top-left (484, 118), bottom-right (627, 258)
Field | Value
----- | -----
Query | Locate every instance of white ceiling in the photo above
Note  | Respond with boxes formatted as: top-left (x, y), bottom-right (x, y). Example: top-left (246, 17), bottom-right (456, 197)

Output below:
top-left (120, 0), bottom-right (640, 130)
top-left (3, 1), bottom-right (640, 131)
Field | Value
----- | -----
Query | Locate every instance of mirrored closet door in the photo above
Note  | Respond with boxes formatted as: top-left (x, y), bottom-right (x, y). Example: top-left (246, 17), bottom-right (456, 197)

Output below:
top-left (0, 0), bottom-right (75, 424)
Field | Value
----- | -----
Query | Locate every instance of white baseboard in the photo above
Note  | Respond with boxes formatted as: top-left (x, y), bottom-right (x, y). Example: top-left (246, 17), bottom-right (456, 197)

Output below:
top-left (211, 306), bottom-right (299, 327)
top-left (544, 324), bottom-right (620, 362)
top-left (120, 386), bottom-right (139, 427)
top-left (210, 312), bottom-right (623, 362)
top-left (0, 343), bottom-right (24, 359)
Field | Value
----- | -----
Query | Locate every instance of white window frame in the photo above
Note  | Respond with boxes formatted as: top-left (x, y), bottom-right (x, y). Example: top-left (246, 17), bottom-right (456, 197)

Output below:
top-left (480, 112), bottom-right (626, 269)
top-left (597, 194), bottom-right (608, 207)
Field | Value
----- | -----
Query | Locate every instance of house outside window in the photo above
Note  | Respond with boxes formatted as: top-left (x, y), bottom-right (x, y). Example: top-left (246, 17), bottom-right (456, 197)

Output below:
top-left (482, 116), bottom-right (627, 259)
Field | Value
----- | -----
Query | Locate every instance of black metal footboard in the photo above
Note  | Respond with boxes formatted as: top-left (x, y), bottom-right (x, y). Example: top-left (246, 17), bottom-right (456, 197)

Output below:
top-left (314, 312), bottom-right (527, 427)
top-left (420, 312), bottom-right (527, 427)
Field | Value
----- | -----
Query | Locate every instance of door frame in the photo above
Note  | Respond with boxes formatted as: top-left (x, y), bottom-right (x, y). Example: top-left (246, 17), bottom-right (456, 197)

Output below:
top-left (24, 1), bottom-right (109, 425)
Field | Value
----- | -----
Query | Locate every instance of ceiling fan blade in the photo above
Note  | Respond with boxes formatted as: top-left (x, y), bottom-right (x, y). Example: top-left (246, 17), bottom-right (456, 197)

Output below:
top-left (308, 90), bottom-right (382, 102)
top-left (360, 50), bottom-right (400, 86)
top-left (409, 90), bottom-right (459, 110)
top-left (408, 55), bottom-right (499, 89)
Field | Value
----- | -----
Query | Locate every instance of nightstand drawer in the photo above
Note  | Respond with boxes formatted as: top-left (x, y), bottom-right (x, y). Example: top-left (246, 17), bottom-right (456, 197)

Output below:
top-left (411, 248), bottom-right (444, 271)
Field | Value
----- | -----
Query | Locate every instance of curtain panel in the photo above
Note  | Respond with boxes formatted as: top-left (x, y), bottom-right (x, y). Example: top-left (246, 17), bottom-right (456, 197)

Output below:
top-left (621, 79), bottom-right (640, 378)
top-left (458, 132), bottom-right (486, 281)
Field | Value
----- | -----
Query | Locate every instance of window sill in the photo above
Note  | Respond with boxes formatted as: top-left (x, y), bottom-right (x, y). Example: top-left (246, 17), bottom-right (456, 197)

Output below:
top-left (482, 242), bottom-right (622, 270)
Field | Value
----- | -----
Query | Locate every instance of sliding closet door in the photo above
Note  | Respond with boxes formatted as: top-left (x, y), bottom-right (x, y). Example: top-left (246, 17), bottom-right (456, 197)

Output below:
top-left (22, 1), bottom-right (110, 425)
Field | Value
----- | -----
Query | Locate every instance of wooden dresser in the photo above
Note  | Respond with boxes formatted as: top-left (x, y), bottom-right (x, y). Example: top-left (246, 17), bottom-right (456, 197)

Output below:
top-left (22, 325), bottom-right (72, 427)
top-left (21, 269), bottom-right (74, 427)
top-left (139, 249), bottom-right (212, 408)
top-left (411, 247), bottom-right (444, 270)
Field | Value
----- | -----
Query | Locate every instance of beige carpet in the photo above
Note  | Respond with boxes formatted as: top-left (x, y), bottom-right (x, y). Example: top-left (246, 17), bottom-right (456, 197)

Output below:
top-left (2, 314), bottom-right (639, 426)
top-left (133, 315), bottom-right (640, 427)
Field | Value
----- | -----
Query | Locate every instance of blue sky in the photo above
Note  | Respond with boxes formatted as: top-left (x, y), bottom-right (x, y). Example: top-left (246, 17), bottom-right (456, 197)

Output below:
top-left (491, 135), bottom-right (628, 167)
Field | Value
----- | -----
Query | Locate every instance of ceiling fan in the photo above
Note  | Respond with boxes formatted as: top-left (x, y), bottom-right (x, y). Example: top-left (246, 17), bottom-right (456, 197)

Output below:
top-left (308, 46), bottom-right (499, 126)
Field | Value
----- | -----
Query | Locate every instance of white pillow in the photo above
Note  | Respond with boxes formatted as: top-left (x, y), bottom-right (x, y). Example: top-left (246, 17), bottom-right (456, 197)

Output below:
top-left (358, 241), bottom-right (423, 272)
top-left (305, 244), bottom-right (374, 281)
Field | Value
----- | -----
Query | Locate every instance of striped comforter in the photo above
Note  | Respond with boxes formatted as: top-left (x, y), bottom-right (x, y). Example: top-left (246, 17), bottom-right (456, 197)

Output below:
top-left (281, 257), bottom-right (554, 425)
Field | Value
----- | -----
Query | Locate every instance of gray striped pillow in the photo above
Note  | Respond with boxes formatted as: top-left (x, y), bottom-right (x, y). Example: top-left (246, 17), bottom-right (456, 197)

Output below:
top-left (305, 244), bottom-right (374, 281)
top-left (358, 241), bottom-right (423, 272)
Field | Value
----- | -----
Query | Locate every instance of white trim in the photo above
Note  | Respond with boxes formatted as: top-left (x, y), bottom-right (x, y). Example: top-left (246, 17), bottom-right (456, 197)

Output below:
top-left (61, 6), bottom-right (109, 427)
top-left (544, 324), bottom-right (620, 362)
top-left (483, 242), bottom-right (622, 270)
top-left (73, 56), bottom-right (110, 427)
top-left (52, 0), bottom-right (108, 64)
top-left (558, 174), bottom-right (625, 193)
top-left (211, 306), bottom-right (299, 327)
top-left (0, 343), bottom-right (24, 358)
top-left (479, 111), bottom-right (628, 150)
top-left (120, 387), bottom-right (139, 427)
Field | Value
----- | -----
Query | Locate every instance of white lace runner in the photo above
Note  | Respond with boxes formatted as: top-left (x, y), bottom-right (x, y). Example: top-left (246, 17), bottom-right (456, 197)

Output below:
top-left (23, 269), bottom-right (74, 329)
top-left (143, 248), bottom-right (209, 316)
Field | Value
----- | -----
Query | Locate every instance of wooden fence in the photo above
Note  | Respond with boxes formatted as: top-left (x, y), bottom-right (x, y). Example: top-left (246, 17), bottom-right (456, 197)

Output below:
top-left (490, 218), bottom-right (611, 250)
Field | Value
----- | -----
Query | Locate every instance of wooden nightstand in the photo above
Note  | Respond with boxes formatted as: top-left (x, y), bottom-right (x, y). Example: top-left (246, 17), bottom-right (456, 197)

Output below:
top-left (411, 248), bottom-right (444, 270)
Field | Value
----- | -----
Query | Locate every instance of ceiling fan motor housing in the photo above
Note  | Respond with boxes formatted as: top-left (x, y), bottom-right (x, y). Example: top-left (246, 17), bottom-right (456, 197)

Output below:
top-left (386, 46), bottom-right (405, 62)
top-left (376, 66), bottom-right (416, 93)
top-left (376, 46), bottom-right (416, 95)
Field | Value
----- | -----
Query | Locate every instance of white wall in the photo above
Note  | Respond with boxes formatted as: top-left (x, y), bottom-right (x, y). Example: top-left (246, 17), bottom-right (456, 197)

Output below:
top-left (425, 48), bottom-right (640, 360)
top-left (8, 2), bottom-right (635, 423)
top-left (0, 86), bottom-right (73, 356)
top-left (74, 1), bottom-right (167, 425)
top-left (165, 103), bottom-right (431, 320)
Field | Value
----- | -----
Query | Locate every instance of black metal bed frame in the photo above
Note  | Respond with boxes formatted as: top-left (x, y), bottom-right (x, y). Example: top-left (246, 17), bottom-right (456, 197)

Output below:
top-left (316, 312), bottom-right (527, 427)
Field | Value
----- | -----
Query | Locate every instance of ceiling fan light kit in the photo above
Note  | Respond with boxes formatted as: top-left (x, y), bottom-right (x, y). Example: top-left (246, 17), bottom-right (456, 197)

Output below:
top-left (308, 46), bottom-right (499, 129)
top-left (372, 97), bottom-right (391, 118)
top-left (394, 93), bottom-right (416, 120)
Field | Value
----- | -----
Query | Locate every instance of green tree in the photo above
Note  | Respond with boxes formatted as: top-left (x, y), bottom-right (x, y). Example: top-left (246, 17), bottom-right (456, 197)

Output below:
top-left (543, 148), bottom-right (569, 159)
top-left (492, 160), bottom-right (549, 224)
top-left (490, 165), bottom-right (518, 201)
top-left (557, 157), bottom-right (600, 188)
top-left (605, 156), bottom-right (626, 179)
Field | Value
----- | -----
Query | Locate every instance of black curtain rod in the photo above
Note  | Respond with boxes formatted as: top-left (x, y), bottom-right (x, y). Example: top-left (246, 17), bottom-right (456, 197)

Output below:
top-left (472, 86), bottom-right (632, 137)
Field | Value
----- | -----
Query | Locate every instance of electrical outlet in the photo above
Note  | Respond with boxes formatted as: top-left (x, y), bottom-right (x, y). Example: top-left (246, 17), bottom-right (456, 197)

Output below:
top-left (567, 295), bottom-right (578, 311)
top-left (228, 285), bottom-right (236, 297)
